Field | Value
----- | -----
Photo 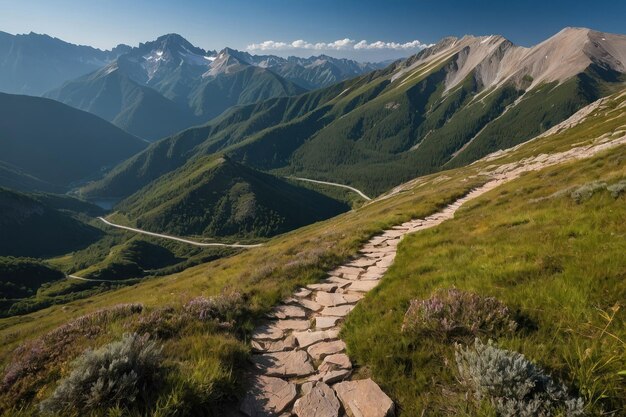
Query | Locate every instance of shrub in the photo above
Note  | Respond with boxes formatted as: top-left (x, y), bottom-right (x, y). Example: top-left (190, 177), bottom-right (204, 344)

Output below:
top-left (606, 180), bottom-right (626, 198)
top-left (2, 304), bottom-right (143, 392)
top-left (455, 339), bottom-right (584, 417)
top-left (133, 306), bottom-right (185, 339)
top-left (39, 333), bottom-right (163, 415)
top-left (570, 181), bottom-right (607, 203)
top-left (184, 291), bottom-right (244, 326)
top-left (401, 288), bottom-right (517, 340)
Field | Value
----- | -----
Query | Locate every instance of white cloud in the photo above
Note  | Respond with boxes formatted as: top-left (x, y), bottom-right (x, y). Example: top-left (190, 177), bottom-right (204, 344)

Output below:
top-left (247, 38), bottom-right (432, 52)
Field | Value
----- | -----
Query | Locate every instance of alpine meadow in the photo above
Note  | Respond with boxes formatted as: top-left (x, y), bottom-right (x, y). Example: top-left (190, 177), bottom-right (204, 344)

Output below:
top-left (0, 1), bottom-right (625, 416)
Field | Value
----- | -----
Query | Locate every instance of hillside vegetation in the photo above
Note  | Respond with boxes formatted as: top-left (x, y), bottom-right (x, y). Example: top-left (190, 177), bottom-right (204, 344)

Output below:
top-left (0, 93), bottom-right (146, 192)
top-left (1, 85), bottom-right (625, 415)
top-left (114, 157), bottom-right (350, 238)
top-left (0, 188), bottom-right (103, 258)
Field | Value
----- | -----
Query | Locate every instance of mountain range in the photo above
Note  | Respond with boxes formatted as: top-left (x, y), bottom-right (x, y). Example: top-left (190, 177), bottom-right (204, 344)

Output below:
top-left (0, 31), bottom-right (129, 96)
top-left (83, 27), bottom-right (626, 217)
top-left (0, 32), bottom-right (375, 140)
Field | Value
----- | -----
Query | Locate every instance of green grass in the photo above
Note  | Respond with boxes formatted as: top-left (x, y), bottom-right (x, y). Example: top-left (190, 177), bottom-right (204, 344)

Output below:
top-left (342, 150), bottom-right (626, 415)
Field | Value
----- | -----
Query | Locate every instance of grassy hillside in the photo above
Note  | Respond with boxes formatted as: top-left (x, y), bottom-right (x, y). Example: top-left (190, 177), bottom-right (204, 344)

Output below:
top-left (2, 87), bottom-right (625, 415)
top-left (0, 257), bottom-right (64, 300)
top-left (0, 93), bottom-right (147, 192)
top-left (0, 188), bottom-right (103, 258)
top-left (115, 156), bottom-right (350, 237)
top-left (343, 152), bottom-right (626, 415)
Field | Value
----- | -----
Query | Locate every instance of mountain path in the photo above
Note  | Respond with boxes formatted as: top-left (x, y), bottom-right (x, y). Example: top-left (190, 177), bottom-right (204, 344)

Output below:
top-left (67, 274), bottom-right (125, 283)
top-left (289, 177), bottom-right (372, 201)
top-left (240, 178), bottom-right (506, 417)
top-left (97, 217), bottom-right (263, 248)
top-left (241, 131), bottom-right (626, 417)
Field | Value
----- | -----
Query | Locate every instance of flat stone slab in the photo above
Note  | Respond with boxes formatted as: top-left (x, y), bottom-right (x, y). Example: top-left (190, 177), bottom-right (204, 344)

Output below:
top-left (347, 258), bottom-right (378, 268)
top-left (319, 353), bottom-right (352, 373)
top-left (307, 340), bottom-right (346, 361)
top-left (326, 276), bottom-right (353, 286)
top-left (252, 335), bottom-right (297, 353)
top-left (341, 272), bottom-right (361, 280)
top-left (307, 283), bottom-right (339, 292)
top-left (293, 382), bottom-right (340, 417)
top-left (293, 329), bottom-right (340, 348)
top-left (334, 266), bottom-right (365, 276)
top-left (296, 298), bottom-right (323, 311)
top-left (252, 350), bottom-right (315, 378)
top-left (376, 257), bottom-right (395, 268)
top-left (333, 378), bottom-right (395, 417)
top-left (270, 305), bottom-right (307, 319)
top-left (315, 291), bottom-right (361, 307)
top-left (308, 369), bottom-right (352, 385)
top-left (347, 280), bottom-right (379, 292)
top-left (274, 319), bottom-right (311, 331)
top-left (240, 375), bottom-right (297, 417)
top-left (252, 324), bottom-right (284, 341)
top-left (315, 316), bottom-right (342, 330)
top-left (320, 304), bottom-right (355, 317)
top-left (294, 288), bottom-right (312, 298)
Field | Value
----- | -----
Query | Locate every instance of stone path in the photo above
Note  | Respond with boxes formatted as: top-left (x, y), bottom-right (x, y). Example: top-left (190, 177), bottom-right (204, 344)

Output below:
top-left (239, 103), bottom-right (626, 416)
top-left (240, 178), bottom-right (506, 417)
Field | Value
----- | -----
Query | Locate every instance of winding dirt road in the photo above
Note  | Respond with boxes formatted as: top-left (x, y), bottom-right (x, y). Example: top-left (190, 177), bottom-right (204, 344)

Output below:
top-left (97, 217), bottom-right (263, 248)
top-left (290, 177), bottom-right (372, 201)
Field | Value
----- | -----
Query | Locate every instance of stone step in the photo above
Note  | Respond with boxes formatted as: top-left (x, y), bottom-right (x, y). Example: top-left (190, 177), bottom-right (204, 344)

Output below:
top-left (333, 378), bottom-right (395, 417)
top-left (307, 340), bottom-right (346, 361)
top-left (252, 350), bottom-right (315, 378)
top-left (240, 375), bottom-right (297, 417)
top-left (241, 186), bottom-right (500, 416)
top-left (293, 329), bottom-right (340, 348)
top-left (293, 382), bottom-right (341, 417)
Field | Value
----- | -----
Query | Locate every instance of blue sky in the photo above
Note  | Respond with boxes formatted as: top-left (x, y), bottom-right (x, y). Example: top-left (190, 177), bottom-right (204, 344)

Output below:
top-left (1, 0), bottom-right (624, 61)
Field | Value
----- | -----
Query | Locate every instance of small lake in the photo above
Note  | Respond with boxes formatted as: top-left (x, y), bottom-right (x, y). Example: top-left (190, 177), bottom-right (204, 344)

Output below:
top-left (90, 198), bottom-right (120, 211)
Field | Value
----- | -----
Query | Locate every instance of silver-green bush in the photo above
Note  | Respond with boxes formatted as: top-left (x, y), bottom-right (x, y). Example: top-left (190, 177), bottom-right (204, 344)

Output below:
top-left (39, 333), bottom-right (162, 415)
top-left (455, 339), bottom-right (584, 417)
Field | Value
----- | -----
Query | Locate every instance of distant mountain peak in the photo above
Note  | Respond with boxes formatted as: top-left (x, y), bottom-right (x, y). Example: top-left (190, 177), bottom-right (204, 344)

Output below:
top-left (394, 26), bottom-right (626, 93)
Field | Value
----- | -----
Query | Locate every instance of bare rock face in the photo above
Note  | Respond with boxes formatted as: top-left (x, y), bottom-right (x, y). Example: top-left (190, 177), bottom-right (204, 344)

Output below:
top-left (252, 350), bottom-right (315, 377)
top-left (240, 375), bottom-right (297, 417)
top-left (333, 378), bottom-right (395, 417)
top-left (293, 382), bottom-right (341, 417)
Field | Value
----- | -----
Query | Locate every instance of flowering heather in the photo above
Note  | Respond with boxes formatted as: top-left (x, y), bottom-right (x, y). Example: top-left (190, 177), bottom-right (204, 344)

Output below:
top-left (401, 288), bottom-right (516, 340)
top-left (1, 303), bottom-right (143, 402)
top-left (184, 291), bottom-right (244, 326)
top-left (133, 306), bottom-right (183, 339)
